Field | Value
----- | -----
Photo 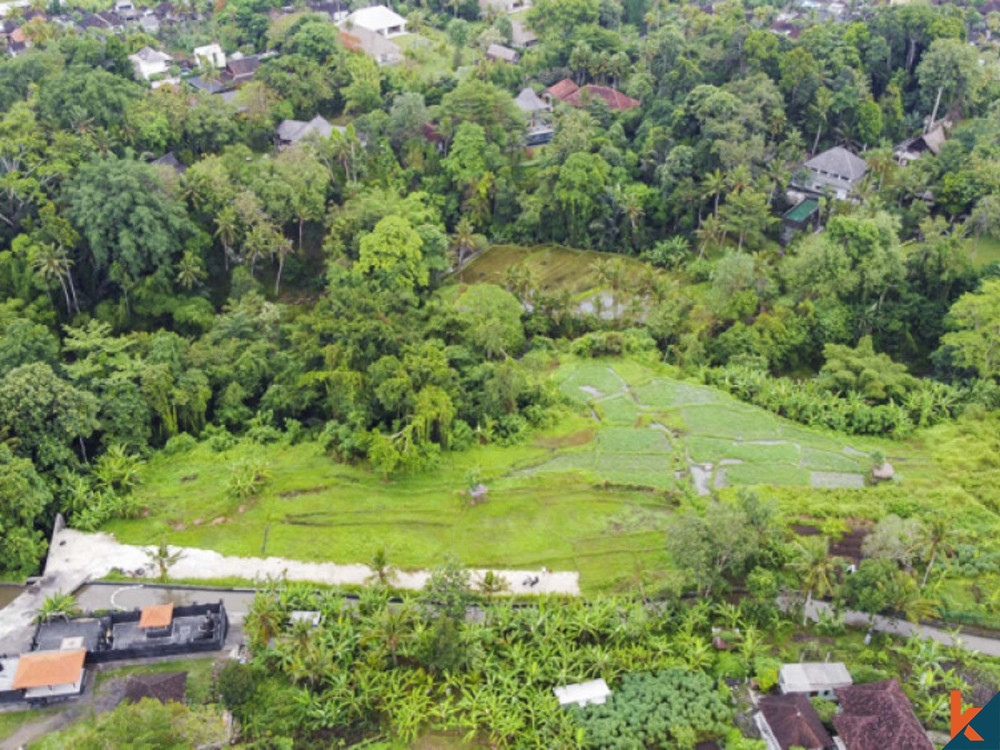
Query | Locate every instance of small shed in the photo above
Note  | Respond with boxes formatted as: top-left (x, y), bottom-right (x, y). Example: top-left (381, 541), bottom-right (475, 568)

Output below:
top-left (778, 662), bottom-right (852, 699)
top-left (780, 198), bottom-right (819, 245)
top-left (553, 678), bottom-right (611, 708)
top-left (486, 43), bottom-right (519, 64)
top-left (871, 462), bottom-right (895, 483)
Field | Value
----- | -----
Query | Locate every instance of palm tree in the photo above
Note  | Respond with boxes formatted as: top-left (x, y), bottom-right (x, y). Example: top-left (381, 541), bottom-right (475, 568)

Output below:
top-left (30, 242), bottom-right (76, 314)
top-left (36, 591), bottom-right (80, 623)
top-left (245, 592), bottom-right (285, 649)
top-left (367, 547), bottom-right (397, 586)
top-left (919, 517), bottom-right (957, 588)
top-left (701, 169), bottom-right (727, 218)
top-left (478, 571), bottom-right (510, 600)
top-left (809, 87), bottom-right (833, 155)
top-left (145, 538), bottom-right (183, 582)
top-left (175, 251), bottom-right (206, 290)
top-left (790, 536), bottom-right (839, 625)
top-left (214, 206), bottom-right (239, 271)
top-left (449, 217), bottom-right (486, 269)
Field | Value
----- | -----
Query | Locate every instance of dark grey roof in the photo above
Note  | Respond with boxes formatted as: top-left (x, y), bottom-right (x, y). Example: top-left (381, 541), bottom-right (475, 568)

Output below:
top-left (277, 115), bottom-right (336, 143)
top-left (152, 152), bottom-right (186, 173)
top-left (514, 87), bottom-right (550, 113)
top-left (486, 43), bottom-right (519, 63)
top-left (804, 146), bottom-right (866, 181)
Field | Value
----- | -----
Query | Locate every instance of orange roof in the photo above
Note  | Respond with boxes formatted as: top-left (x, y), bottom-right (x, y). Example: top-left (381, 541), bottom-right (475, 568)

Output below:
top-left (12, 649), bottom-right (86, 689)
top-left (545, 78), bottom-right (579, 102)
top-left (565, 85), bottom-right (641, 112)
top-left (139, 603), bottom-right (174, 628)
top-left (10, 27), bottom-right (26, 43)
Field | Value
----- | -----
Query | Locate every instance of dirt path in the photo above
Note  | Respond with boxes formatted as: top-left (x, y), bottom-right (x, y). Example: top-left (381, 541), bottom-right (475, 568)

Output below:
top-left (0, 529), bottom-right (580, 645)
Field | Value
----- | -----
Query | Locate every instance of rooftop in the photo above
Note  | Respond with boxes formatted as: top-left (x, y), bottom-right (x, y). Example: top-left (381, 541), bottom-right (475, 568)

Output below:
top-left (34, 617), bottom-right (102, 653)
top-left (833, 679), bottom-right (933, 750)
top-left (545, 78), bottom-right (579, 101)
top-left (758, 694), bottom-right (833, 750)
top-left (341, 4), bottom-right (406, 30)
top-left (565, 84), bottom-right (641, 111)
top-left (139, 603), bottom-right (174, 629)
top-left (12, 649), bottom-right (86, 690)
top-left (277, 115), bottom-right (339, 143)
top-left (779, 662), bottom-right (852, 693)
top-left (553, 678), bottom-right (611, 707)
top-left (804, 147), bottom-right (867, 182)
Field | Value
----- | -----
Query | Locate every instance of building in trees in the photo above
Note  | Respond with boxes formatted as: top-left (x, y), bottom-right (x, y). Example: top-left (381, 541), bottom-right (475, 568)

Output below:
top-left (755, 694), bottom-right (834, 750)
top-left (893, 121), bottom-right (949, 166)
top-left (832, 680), bottom-right (933, 750)
top-left (276, 115), bottom-right (342, 148)
top-left (543, 79), bottom-right (640, 111)
top-left (778, 662), bottom-right (852, 699)
top-left (339, 26), bottom-right (403, 65)
top-left (790, 147), bottom-right (867, 201)
top-left (128, 47), bottom-right (172, 80)
top-left (486, 43), bottom-right (519, 64)
top-left (509, 18), bottom-right (537, 48)
top-left (338, 5), bottom-right (407, 38)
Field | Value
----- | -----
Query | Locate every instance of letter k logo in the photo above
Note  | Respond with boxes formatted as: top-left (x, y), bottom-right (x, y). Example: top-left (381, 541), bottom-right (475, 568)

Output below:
top-left (953, 691), bottom-right (984, 742)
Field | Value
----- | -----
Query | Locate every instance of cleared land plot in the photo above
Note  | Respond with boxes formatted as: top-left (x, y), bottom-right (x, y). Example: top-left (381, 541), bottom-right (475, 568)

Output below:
top-left (456, 245), bottom-right (655, 298)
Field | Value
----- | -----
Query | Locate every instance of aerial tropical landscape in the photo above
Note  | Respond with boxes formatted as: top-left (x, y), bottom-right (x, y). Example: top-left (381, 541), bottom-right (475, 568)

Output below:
top-left (0, 0), bottom-right (999, 746)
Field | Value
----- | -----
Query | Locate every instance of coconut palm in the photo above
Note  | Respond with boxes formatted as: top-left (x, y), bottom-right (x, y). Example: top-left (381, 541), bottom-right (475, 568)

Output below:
top-left (790, 536), bottom-right (840, 625)
top-left (367, 547), bottom-right (397, 586)
top-left (36, 591), bottom-right (80, 623)
top-left (919, 516), bottom-right (958, 588)
top-left (145, 538), bottom-right (183, 582)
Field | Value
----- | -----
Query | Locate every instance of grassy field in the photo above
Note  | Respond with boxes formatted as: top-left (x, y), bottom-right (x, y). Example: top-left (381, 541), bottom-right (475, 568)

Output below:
top-left (968, 235), bottom-right (1000, 268)
top-left (456, 244), bottom-right (654, 299)
top-left (105, 355), bottom-right (949, 593)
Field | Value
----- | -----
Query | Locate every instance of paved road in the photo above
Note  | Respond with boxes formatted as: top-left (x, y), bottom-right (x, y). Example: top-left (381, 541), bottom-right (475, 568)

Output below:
top-left (797, 598), bottom-right (1000, 657)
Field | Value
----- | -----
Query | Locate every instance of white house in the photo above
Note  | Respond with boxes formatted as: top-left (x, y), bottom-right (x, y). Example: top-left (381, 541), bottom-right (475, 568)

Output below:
top-left (128, 46), bottom-right (172, 80)
top-left (193, 42), bottom-right (226, 69)
top-left (778, 662), bottom-right (852, 699)
top-left (338, 5), bottom-right (407, 38)
top-left (791, 147), bottom-right (867, 201)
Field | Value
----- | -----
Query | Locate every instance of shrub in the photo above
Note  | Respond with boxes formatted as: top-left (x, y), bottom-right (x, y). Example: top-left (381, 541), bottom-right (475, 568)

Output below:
top-left (810, 697), bottom-right (838, 724)
top-left (163, 433), bottom-right (197, 455)
top-left (203, 424), bottom-right (236, 452)
top-left (227, 458), bottom-right (271, 499)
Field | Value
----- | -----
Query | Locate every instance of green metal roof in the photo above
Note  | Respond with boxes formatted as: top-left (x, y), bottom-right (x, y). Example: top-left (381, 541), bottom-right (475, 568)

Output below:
top-left (783, 198), bottom-right (819, 223)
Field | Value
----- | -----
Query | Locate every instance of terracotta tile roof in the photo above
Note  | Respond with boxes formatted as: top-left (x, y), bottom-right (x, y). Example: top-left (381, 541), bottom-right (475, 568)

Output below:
top-left (544, 78), bottom-right (579, 101)
top-left (833, 680), bottom-right (933, 750)
top-left (759, 694), bottom-right (833, 750)
top-left (124, 671), bottom-right (187, 704)
top-left (564, 84), bottom-right (641, 111)
top-left (12, 649), bottom-right (86, 689)
top-left (139, 603), bottom-right (174, 628)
